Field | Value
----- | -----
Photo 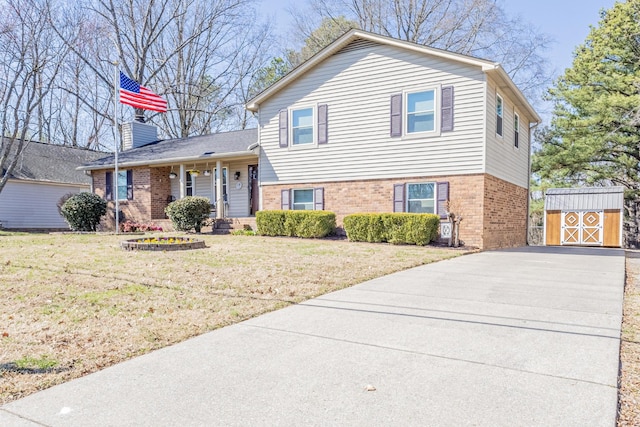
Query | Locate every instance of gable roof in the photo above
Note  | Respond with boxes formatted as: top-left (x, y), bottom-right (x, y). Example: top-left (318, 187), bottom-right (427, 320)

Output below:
top-left (80, 128), bottom-right (258, 170)
top-left (246, 29), bottom-right (540, 123)
top-left (4, 140), bottom-right (104, 185)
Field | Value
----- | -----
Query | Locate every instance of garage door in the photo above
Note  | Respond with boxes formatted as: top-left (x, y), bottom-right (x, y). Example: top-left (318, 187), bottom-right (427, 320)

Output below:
top-left (561, 211), bottom-right (603, 246)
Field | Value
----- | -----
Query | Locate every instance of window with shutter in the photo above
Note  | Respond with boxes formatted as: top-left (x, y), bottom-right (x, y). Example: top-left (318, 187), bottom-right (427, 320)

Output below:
top-left (281, 189), bottom-right (290, 210)
top-left (441, 86), bottom-right (454, 132)
top-left (126, 170), bottom-right (133, 200)
top-left (279, 109), bottom-right (288, 148)
top-left (105, 171), bottom-right (113, 200)
top-left (318, 104), bottom-right (328, 144)
top-left (436, 182), bottom-right (449, 219)
top-left (314, 187), bottom-right (324, 210)
top-left (390, 94), bottom-right (402, 137)
top-left (393, 183), bottom-right (405, 212)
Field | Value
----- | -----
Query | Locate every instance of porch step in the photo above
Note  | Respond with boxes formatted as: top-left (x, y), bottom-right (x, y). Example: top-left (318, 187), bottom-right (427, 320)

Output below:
top-left (211, 218), bottom-right (257, 235)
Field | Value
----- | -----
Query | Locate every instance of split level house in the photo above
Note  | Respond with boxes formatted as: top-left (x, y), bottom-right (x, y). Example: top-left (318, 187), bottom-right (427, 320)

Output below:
top-left (0, 140), bottom-right (104, 230)
top-left (80, 30), bottom-right (540, 250)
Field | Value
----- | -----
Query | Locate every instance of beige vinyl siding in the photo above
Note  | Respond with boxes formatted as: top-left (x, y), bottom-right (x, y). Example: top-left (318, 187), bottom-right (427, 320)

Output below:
top-left (168, 160), bottom-right (252, 217)
top-left (0, 180), bottom-right (88, 229)
top-left (258, 42), bottom-right (487, 184)
top-left (484, 77), bottom-right (531, 188)
top-left (225, 160), bottom-right (252, 217)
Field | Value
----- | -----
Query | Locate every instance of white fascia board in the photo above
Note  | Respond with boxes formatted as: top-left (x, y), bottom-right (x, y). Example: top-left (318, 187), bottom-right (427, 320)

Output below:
top-left (485, 66), bottom-right (541, 124)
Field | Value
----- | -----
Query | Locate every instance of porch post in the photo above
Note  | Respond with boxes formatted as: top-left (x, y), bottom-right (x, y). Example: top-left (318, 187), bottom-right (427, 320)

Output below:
top-left (179, 164), bottom-right (185, 199)
top-left (216, 160), bottom-right (223, 219)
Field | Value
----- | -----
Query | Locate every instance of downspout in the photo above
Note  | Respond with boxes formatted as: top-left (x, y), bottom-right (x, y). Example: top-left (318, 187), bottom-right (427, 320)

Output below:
top-left (527, 120), bottom-right (541, 246)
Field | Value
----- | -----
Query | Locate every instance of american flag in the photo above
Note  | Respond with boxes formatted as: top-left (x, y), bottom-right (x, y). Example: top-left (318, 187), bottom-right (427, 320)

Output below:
top-left (119, 71), bottom-right (167, 113)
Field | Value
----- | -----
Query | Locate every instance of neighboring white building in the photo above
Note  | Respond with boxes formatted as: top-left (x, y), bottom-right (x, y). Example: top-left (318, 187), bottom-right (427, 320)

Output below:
top-left (0, 141), bottom-right (104, 230)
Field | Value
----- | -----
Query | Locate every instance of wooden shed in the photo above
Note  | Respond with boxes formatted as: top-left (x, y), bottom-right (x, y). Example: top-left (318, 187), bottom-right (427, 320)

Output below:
top-left (544, 186), bottom-right (624, 247)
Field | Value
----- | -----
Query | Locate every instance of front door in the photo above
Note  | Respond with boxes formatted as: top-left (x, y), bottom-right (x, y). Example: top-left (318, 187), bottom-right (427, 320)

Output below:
top-left (249, 165), bottom-right (259, 215)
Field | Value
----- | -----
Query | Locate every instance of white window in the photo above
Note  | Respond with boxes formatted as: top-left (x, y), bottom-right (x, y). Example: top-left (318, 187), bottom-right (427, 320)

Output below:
top-left (514, 112), bottom-right (520, 148)
top-left (291, 107), bottom-right (314, 145)
top-left (496, 94), bottom-right (504, 137)
top-left (292, 189), bottom-right (314, 210)
top-left (116, 170), bottom-right (129, 201)
top-left (407, 183), bottom-right (435, 214)
top-left (186, 172), bottom-right (194, 196)
top-left (406, 90), bottom-right (436, 134)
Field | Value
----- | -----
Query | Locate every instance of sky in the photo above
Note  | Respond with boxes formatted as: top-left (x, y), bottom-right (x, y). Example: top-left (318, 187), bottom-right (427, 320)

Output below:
top-left (258, 0), bottom-right (616, 79)
top-left (258, 0), bottom-right (617, 122)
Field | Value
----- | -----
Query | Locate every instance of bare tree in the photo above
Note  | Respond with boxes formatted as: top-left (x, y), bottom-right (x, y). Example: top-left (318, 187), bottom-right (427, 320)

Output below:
top-left (51, 0), bottom-right (272, 141)
top-left (287, 0), bottom-right (553, 100)
top-left (0, 0), bottom-right (69, 194)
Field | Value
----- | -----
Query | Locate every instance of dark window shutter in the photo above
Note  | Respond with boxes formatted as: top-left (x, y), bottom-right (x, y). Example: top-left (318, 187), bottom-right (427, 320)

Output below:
top-left (390, 94), bottom-right (402, 137)
top-left (279, 109), bottom-right (288, 148)
top-left (314, 187), bottom-right (324, 210)
top-left (441, 86), bottom-right (454, 132)
top-left (126, 170), bottom-right (133, 200)
top-left (497, 115), bottom-right (503, 136)
top-left (105, 171), bottom-right (113, 200)
top-left (281, 189), bottom-right (290, 210)
top-left (514, 130), bottom-right (519, 148)
top-left (437, 182), bottom-right (449, 219)
top-left (393, 183), bottom-right (405, 212)
top-left (317, 104), bottom-right (328, 144)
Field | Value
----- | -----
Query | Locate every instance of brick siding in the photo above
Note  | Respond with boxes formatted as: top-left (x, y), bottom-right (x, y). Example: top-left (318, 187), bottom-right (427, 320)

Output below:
top-left (262, 173), bottom-right (528, 250)
top-left (93, 166), bottom-right (172, 230)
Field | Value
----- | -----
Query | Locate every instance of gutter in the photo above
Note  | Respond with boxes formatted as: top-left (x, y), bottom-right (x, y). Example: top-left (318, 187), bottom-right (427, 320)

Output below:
top-left (77, 150), bottom-right (258, 171)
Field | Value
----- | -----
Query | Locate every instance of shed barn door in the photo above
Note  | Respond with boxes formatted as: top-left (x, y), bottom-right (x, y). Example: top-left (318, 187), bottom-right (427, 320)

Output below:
top-left (561, 211), bottom-right (603, 246)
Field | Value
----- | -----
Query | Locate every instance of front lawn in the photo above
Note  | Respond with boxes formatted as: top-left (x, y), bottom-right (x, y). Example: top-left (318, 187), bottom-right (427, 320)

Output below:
top-left (0, 232), bottom-right (464, 403)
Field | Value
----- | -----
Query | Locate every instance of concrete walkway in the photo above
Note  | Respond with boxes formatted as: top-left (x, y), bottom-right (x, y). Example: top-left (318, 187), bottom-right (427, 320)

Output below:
top-left (1, 246), bottom-right (625, 426)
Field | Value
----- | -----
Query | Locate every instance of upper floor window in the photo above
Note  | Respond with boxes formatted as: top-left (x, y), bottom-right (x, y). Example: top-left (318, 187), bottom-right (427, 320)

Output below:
top-left (496, 94), bottom-right (504, 137)
top-left (390, 86), bottom-right (453, 138)
top-left (514, 112), bottom-right (520, 148)
top-left (279, 104), bottom-right (328, 148)
top-left (291, 107), bottom-right (314, 145)
top-left (406, 90), bottom-right (435, 134)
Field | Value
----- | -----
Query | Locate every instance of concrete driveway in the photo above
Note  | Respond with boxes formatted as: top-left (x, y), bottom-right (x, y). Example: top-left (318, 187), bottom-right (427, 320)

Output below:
top-left (1, 246), bottom-right (625, 426)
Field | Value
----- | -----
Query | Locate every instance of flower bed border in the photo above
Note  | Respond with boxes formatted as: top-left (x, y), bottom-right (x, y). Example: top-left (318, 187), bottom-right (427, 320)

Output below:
top-left (120, 236), bottom-right (205, 251)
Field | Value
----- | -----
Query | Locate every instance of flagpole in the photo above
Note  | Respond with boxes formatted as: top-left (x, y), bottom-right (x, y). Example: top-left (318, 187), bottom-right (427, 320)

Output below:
top-left (113, 62), bottom-right (120, 234)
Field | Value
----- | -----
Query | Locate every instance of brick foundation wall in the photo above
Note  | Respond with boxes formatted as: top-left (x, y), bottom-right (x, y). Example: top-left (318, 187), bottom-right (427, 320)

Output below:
top-left (262, 173), bottom-right (528, 250)
top-left (482, 174), bottom-right (528, 250)
top-left (262, 174), bottom-right (487, 248)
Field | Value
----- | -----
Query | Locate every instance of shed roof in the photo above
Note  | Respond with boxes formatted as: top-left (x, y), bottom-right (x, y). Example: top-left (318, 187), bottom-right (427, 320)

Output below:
top-left (544, 186), bottom-right (625, 211)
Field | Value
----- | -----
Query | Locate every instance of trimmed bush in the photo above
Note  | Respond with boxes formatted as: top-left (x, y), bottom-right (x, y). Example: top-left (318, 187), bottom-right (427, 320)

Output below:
top-left (165, 196), bottom-right (211, 232)
top-left (257, 210), bottom-right (336, 238)
top-left (60, 192), bottom-right (107, 232)
top-left (256, 210), bottom-right (287, 236)
top-left (344, 213), bottom-right (439, 246)
top-left (343, 213), bottom-right (385, 243)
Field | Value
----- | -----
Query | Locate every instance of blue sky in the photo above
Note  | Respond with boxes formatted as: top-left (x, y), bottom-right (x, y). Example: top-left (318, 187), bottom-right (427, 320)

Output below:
top-left (258, 0), bottom-right (616, 78)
